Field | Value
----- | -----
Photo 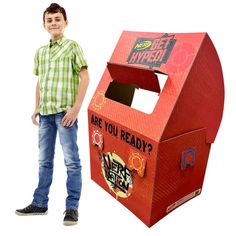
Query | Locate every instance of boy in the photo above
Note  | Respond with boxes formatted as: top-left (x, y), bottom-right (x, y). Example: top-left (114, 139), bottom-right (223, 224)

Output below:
top-left (15, 3), bottom-right (89, 226)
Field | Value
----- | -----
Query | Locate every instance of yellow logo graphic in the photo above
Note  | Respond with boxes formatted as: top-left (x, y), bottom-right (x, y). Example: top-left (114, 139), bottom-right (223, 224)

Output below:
top-left (134, 40), bottom-right (152, 50)
top-left (92, 91), bottom-right (106, 110)
top-left (128, 151), bottom-right (146, 177)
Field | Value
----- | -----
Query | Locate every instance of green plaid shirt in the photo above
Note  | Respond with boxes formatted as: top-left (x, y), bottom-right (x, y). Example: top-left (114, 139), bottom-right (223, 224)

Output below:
top-left (34, 37), bottom-right (88, 115)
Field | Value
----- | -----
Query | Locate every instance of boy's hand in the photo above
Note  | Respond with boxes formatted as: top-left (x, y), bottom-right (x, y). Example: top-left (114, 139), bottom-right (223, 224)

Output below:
top-left (31, 110), bottom-right (39, 126)
top-left (61, 106), bottom-right (80, 127)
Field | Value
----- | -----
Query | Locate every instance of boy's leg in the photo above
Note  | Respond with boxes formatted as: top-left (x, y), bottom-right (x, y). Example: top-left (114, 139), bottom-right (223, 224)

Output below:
top-left (56, 112), bottom-right (82, 211)
top-left (32, 114), bottom-right (57, 208)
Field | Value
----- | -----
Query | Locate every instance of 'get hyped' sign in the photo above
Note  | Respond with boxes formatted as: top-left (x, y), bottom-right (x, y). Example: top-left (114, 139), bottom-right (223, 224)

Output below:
top-left (127, 34), bottom-right (176, 68)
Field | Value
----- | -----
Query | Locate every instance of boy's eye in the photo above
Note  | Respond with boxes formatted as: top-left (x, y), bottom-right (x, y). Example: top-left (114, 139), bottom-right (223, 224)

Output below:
top-left (46, 19), bottom-right (52, 23)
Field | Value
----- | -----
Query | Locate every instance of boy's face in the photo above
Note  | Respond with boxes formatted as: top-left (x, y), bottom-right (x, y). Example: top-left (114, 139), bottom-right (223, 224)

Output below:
top-left (44, 12), bottom-right (68, 40)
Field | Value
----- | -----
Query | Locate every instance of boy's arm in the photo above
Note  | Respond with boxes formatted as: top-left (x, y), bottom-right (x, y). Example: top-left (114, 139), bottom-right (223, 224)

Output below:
top-left (31, 79), bottom-right (40, 126)
top-left (61, 67), bottom-right (90, 127)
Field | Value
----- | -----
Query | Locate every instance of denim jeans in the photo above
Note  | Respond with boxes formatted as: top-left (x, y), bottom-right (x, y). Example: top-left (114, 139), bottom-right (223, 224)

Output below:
top-left (32, 112), bottom-right (82, 210)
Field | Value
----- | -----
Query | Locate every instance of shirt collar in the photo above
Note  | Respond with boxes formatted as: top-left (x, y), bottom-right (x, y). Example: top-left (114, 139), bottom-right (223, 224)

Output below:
top-left (49, 36), bottom-right (66, 47)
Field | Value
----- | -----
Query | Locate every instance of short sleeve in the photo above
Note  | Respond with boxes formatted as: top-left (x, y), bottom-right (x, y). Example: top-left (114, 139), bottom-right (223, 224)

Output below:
top-left (72, 42), bottom-right (88, 75)
top-left (33, 49), bottom-right (39, 76)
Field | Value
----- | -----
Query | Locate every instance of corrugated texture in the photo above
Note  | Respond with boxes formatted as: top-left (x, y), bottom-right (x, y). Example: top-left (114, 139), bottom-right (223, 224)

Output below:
top-left (151, 128), bottom-right (210, 226)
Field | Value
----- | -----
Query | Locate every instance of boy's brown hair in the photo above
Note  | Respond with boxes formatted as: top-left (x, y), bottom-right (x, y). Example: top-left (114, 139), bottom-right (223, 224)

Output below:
top-left (43, 3), bottom-right (67, 22)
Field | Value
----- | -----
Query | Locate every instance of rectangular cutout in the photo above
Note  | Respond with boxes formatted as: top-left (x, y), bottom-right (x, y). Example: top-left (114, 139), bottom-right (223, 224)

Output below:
top-left (105, 65), bottom-right (168, 114)
top-left (131, 87), bottom-right (159, 114)
top-left (105, 81), bottom-right (136, 106)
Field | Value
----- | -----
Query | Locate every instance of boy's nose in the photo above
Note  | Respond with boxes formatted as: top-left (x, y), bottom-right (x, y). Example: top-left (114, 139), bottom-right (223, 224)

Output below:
top-left (51, 20), bottom-right (57, 25)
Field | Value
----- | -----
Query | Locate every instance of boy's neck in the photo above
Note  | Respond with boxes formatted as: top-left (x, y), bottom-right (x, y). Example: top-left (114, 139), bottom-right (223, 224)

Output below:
top-left (51, 34), bottom-right (64, 42)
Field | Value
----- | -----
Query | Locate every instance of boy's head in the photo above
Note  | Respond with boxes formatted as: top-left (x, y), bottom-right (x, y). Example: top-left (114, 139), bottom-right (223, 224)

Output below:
top-left (43, 3), bottom-right (67, 23)
top-left (43, 3), bottom-right (68, 41)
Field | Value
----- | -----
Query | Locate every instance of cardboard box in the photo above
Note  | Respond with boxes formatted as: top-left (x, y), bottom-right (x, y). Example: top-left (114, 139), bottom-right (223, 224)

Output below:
top-left (87, 31), bottom-right (224, 227)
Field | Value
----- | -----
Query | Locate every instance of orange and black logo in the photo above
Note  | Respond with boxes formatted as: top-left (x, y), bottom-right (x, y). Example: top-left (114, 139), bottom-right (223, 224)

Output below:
top-left (127, 33), bottom-right (176, 68)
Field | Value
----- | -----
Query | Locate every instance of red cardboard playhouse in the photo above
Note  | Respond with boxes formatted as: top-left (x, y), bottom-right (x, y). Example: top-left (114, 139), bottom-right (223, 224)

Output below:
top-left (88, 31), bottom-right (224, 227)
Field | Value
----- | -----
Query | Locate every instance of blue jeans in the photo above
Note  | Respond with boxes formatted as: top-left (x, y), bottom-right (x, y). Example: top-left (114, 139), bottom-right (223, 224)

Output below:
top-left (32, 112), bottom-right (82, 210)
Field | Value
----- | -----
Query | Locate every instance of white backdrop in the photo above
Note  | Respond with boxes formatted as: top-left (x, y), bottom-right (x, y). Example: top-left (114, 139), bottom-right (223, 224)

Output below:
top-left (0, 0), bottom-right (235, 235)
